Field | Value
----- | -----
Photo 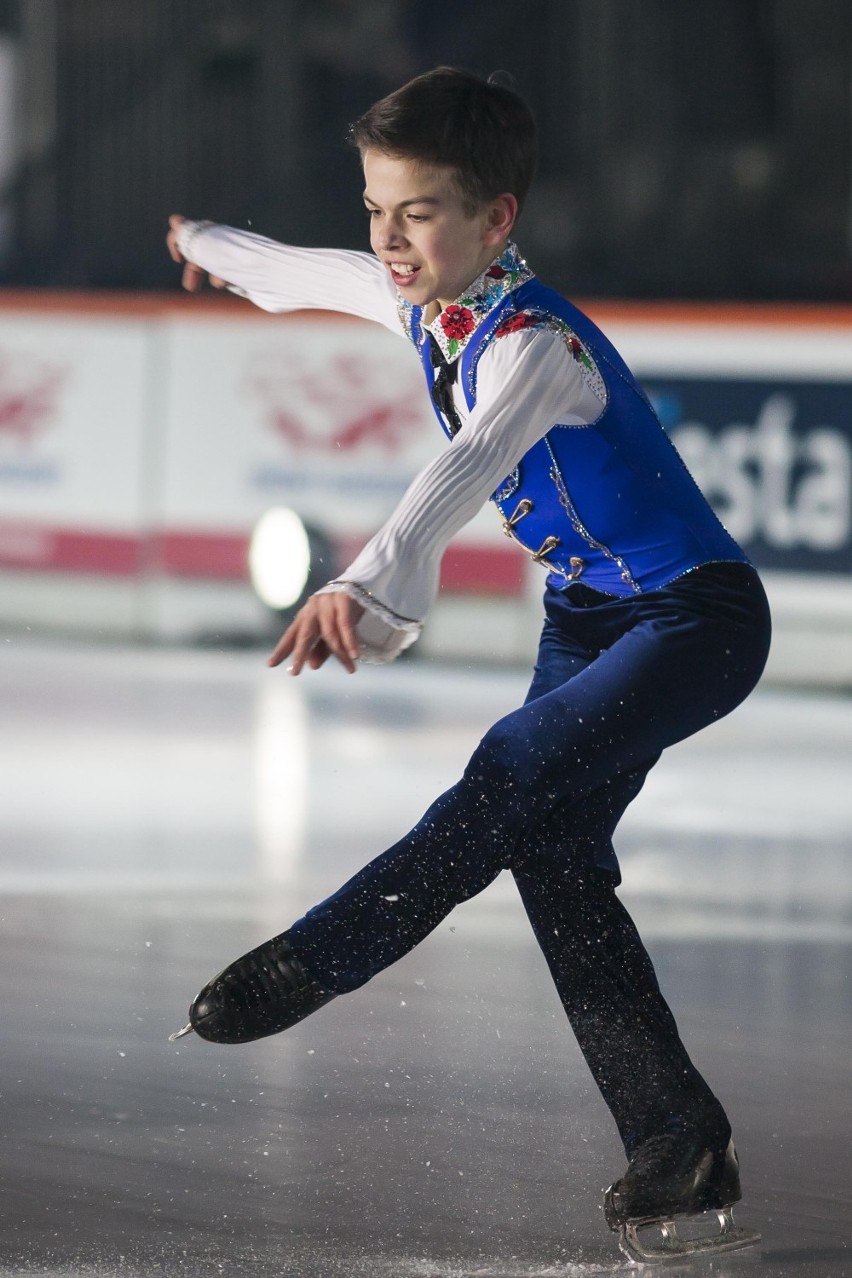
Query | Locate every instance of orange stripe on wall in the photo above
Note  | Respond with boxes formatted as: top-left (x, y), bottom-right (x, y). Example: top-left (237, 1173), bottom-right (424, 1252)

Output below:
top-left (2, 289), bottom-right (852, 329)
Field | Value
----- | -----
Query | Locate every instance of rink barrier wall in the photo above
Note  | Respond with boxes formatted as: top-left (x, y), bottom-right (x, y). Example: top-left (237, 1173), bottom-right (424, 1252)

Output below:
top-left (1, 291), bottom-right (851, 684)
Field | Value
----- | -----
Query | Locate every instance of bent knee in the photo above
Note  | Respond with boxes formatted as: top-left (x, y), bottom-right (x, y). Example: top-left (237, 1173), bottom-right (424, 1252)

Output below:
top-left (466, 716), bottom-right (540, 794)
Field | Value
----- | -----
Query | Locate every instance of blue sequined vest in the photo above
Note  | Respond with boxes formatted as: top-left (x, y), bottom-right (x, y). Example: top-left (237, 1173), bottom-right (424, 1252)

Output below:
top-left (409, 277), bottom-right (748, 596)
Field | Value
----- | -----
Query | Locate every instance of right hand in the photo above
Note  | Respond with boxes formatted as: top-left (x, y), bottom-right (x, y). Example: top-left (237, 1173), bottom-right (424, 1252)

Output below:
top-left (167, 213), bottom-right (228, 293)
top-left (268, 592), bottom-right (364, 676)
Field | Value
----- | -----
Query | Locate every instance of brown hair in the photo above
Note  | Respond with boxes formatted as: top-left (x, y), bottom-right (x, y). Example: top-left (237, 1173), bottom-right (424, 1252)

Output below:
top-left (349, 66), bottom-right (537, 215)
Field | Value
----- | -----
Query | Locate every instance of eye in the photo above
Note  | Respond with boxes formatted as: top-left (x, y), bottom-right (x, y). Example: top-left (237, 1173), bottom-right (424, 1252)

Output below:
top-left (407, 214), bottom-right (428, 223)
top-left (364, 207), bottom-right (381, 218)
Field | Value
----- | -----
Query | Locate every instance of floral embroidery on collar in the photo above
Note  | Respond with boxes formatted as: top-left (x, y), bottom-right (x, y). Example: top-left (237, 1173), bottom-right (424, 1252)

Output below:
top-left (395, 242), bottom-right (534, 360)
top-left (429, 242), bottom-right (534, 359)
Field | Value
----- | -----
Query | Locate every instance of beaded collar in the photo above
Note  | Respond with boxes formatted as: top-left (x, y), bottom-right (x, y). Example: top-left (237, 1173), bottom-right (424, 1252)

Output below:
top-left (396, 242), bottom-right (535, 361)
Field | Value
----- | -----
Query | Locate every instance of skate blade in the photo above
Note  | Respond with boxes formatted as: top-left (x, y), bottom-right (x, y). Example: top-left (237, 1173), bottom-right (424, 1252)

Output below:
top-left (168, 1023), bottom-right (195, 1042)
top-left (619, 1208), bottom-right (761, 1265)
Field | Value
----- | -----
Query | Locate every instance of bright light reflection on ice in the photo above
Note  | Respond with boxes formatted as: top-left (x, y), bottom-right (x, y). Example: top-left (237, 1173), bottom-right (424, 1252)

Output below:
top-left (253, 677), bottom-right (309, 883)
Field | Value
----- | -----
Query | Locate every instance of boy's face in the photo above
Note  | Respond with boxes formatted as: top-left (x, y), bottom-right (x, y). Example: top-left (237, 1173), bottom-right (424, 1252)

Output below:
top-left (362, 150), bottom-right (516, 313)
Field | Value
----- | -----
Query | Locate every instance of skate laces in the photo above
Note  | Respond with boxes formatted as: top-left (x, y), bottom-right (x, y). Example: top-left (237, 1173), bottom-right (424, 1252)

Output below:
top-left (230, 947), bottom-right (305, 1010)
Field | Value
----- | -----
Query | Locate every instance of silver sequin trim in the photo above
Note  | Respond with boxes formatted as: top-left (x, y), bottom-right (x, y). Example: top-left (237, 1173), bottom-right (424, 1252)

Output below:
top-left (656, 558), bottom-right (750, 587)
top-left (542, 315), bottom-right (607, 404)
top-left (396, 298), bottom-right (417, 345)
top-left (322, 580), bottom-right (421, 633)
top-left (467, 310), bottom-right (607, 410)
top-left (491, 468), bottom-right (521, 502)
top-left (546, 441), bottom-right (641, 592)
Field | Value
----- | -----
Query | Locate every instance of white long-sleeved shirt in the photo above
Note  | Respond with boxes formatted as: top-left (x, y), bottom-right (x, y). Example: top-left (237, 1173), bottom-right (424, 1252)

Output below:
top-left (177, 221), bottom-right (605, 661)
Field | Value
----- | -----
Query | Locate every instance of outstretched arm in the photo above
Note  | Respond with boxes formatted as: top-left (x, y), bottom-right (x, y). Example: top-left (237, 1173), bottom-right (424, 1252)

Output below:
top-left (166, 214), bottom-right (402, 332)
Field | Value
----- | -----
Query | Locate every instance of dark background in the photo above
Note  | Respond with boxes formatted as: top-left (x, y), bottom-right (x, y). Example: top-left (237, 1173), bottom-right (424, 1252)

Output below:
top-left (1, 0), bottom-right (851, 300)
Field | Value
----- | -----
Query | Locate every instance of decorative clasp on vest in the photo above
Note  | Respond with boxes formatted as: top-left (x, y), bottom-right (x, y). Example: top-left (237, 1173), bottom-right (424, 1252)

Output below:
top-left (502, 498), bottom-right (533, 537)
top-left (567, 557), bottom-right (585, 580)
top-left (531, 535), bottom-right (561, 563)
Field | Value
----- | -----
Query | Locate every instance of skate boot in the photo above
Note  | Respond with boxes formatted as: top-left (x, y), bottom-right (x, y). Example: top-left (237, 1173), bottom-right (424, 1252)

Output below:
top-left (169, 932), bottom-right (336, 1045)
top-left (604, 1135), bottom-right (761, 1264)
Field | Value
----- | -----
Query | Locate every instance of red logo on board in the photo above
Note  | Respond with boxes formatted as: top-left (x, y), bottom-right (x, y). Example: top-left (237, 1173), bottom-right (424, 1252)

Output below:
top-left (0, 351), bottom-right (68, 447)
top-left (244, 348), bottom-right (425, 454)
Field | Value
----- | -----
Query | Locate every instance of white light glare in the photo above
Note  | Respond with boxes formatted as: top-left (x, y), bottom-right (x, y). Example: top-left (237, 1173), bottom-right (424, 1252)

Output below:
top-left (249, 507), bottom-right (312, 610)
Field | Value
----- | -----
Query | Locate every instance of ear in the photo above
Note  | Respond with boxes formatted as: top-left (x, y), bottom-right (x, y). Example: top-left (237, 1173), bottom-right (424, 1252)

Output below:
top-left (483, 193), bottom-right (519, 245)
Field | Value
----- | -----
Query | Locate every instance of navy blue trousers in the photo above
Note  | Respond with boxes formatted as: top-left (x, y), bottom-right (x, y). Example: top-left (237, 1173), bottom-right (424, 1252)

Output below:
top-left (289, 562), bottom-right (771, 1154)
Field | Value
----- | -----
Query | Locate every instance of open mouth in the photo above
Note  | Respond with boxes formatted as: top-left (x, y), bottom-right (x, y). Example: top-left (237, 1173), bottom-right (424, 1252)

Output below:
top-left (389, 262), bottom-right (421, 287)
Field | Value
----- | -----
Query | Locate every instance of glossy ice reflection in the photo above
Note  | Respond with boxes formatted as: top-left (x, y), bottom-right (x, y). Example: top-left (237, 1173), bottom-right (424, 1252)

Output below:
top-left (0, 638), bottom-right (850, 1277)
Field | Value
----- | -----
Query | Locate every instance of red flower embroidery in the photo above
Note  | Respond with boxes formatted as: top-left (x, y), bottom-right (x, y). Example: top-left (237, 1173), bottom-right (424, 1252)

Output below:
top-left (440, 304), bottom-right (476, 341)
top-left (568, 335), bottom-right (583, 358)
top-left (486, 264), bottom-right (508, 279)
top-left (496, 311), bottom-right (540, 335)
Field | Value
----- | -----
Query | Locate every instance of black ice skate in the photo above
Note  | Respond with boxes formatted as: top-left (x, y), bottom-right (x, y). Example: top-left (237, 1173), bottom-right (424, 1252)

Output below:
top-left (603, 1136), bottom-right (761, 1264)
top-left (169, 932), bottom-right (336, 1044)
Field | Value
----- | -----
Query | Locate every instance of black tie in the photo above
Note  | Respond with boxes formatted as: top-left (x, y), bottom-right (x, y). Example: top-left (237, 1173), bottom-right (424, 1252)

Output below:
top-left (428, 333), bottom-right (463, 438)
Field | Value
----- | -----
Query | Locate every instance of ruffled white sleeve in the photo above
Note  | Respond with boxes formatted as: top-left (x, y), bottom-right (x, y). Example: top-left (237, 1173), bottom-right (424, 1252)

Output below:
top-left (176, 220), bottom-right (402, 334)
top-left (318, 327), bottom-right (605, 663)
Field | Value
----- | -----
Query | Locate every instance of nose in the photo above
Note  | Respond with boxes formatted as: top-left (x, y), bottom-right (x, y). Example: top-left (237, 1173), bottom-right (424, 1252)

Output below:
top-left (374, 217), bottom-right (406, 252)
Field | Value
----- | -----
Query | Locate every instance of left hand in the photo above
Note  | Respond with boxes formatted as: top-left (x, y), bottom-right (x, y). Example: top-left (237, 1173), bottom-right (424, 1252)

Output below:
top-left (268, 592), bottom-right (364, 675)
top-left (167, 214), bottom-right (228, 292)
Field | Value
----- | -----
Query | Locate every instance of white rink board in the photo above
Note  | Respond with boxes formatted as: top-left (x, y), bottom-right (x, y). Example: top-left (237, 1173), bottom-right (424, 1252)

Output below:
top-left (0, 313), bottom-right (150, 529)
top-left (159, 315), bottom-right (435, 535)
top-left (0, 296), bottom-right (850, 684)
top-left (603, 321), bottom-right (852, 380)
top-left (157, 313), bottom-right (507, 547)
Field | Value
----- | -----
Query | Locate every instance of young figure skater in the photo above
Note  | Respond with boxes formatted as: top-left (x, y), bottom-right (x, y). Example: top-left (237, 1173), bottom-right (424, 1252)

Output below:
top-left (167, 68), bottom-right (770, 1262)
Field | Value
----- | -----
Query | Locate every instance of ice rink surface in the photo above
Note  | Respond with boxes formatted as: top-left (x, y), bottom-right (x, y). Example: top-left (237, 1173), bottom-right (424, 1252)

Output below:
top-left (0, 635), bottom-right (850, 1278)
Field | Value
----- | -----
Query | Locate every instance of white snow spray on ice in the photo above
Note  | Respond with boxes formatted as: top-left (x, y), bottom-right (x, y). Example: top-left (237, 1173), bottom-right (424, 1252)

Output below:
top-left (364, 1258), bottom-right (630, 1278)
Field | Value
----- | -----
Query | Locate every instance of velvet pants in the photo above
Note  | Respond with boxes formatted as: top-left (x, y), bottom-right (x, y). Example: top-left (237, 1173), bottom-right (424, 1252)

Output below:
top-left (289, 562), bottom-right (771, 1154)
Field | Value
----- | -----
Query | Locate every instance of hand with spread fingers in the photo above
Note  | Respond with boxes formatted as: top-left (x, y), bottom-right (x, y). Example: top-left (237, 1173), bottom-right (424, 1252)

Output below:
top-left (268, 592), bottom-right (364, 675)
